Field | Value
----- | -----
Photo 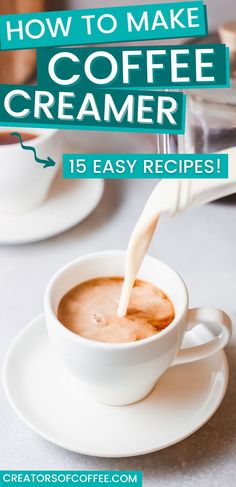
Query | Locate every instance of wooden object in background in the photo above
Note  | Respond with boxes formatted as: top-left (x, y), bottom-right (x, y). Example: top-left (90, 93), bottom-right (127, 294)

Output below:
top-left (0, 0), bottom-right (45, 84)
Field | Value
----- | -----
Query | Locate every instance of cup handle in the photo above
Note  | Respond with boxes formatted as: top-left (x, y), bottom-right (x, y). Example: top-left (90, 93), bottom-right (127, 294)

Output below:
top-left (172, 307), bottom-right (232, 366)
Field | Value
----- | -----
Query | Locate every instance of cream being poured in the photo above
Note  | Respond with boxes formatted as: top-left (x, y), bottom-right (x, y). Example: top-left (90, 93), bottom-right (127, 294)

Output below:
top-left (117, 179), bottom-right (179, 317)
top-left (118, 147), bottom-right (236, 317)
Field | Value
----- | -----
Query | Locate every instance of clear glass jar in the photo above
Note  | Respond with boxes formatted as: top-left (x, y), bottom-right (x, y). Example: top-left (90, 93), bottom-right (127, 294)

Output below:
top-left (178, 81), bottom-right (236, 154)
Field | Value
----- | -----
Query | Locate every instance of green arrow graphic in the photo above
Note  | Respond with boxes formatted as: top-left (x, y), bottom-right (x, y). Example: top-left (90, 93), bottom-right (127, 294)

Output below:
top-left (11, 132), bottom-right (56, 168)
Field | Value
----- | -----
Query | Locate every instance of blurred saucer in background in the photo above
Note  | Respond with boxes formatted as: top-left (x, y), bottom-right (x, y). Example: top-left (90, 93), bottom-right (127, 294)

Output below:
top-left (0, 174), bottom-right (104, 245)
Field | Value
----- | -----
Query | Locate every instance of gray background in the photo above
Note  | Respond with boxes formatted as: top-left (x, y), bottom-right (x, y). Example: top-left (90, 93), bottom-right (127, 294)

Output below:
top-left (67, 0), bottom-right (236, 33)
top-left (0, 131), bottom-right (236, 486)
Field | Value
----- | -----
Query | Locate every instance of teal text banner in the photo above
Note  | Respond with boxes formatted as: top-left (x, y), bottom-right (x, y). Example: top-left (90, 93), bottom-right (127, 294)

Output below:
top-left (0, 86), bottom-right (185, 133)
top-left (63, 154), bottom-right (228, 179)
top-left (0, 2), bottom-right (207, 50)
top-left (37, 44), bottom-right (229, 90)
top-left (0, 471), bottom-right (142, 487)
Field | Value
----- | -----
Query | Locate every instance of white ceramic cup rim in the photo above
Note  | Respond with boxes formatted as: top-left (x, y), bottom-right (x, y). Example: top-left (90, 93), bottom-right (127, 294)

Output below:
top-left (45, 250), bottom-right (189, 351)
top-left (0, 127), bottom-right (59, 151)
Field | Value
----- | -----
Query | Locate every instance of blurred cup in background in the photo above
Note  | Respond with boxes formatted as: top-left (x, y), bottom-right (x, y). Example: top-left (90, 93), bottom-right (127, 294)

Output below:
top-left (0, 128), bottom-right (61, 214)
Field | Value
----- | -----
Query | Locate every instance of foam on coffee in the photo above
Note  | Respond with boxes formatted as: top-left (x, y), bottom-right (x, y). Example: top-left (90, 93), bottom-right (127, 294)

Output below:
top-left (57, 277), bottom-right (174, 344)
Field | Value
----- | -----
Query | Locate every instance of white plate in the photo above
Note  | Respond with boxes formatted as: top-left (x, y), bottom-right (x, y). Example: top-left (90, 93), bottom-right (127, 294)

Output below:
top-left (0, 175), bottom-right (104, 244)
top-left (3, 314), bottom-right (228, 458)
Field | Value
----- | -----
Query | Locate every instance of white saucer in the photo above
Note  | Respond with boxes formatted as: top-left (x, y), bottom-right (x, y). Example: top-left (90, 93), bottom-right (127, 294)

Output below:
top-left (3, 314), bottom-right (228, 458)
top-left (0, 176), bottom-right (104, 244)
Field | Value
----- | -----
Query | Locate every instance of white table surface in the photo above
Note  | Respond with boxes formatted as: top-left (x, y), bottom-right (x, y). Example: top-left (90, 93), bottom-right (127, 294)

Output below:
top-left (0, 132), bottom-right (236, 486)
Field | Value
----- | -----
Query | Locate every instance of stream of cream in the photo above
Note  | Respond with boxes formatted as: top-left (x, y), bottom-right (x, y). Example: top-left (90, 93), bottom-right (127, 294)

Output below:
top-left (117, 215), bottom-right (159, 317)
top-left (117, 179), bottom-right (177, 318)
top-left (118, 147), bottom-right (236, 317)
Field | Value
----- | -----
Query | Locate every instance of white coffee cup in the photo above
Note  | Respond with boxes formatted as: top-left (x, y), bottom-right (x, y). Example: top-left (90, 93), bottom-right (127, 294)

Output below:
top-left (44, 251), bottom-right (232, 406)
top-left (0, 127), bottom-right (62, 214)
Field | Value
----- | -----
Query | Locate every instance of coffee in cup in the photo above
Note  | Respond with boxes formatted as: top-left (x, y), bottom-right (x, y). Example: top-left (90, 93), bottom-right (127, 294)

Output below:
top-left (0, 131), bottom-right (37, 145)
top-left (57, 276), bottom-right (175, 344)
